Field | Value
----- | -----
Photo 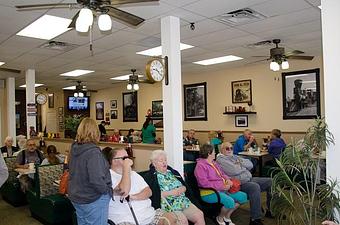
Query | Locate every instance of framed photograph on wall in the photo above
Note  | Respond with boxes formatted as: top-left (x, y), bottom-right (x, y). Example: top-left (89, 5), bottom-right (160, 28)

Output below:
top-left (110, 100), bottom-right (117, 109)
top-left (282, 68), bottom-right (321, 120)
top-left (95, 102), bottom-right (104, 120)
top-left (48, 93), bottom-right (54, 108)
top-left (184, 82), bottom-right (207, 121)
top-left (123, 92), bottom-right (138, 122)
top-left (152, 100), bottom-right (163, 119)
top-left (235, 115), bottom-right (248, 127)
top-left (231, 79), bottom-right (252, 103)
top-left (110, 110), bottom-right (118, 119)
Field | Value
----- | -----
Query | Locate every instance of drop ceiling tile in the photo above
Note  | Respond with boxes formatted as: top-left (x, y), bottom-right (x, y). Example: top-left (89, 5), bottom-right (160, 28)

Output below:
top-left (178, 19), bottom-right (228, 40)
top-left (201, 35), bottom-right (263, 52)
top-left (160, 0), bottom-right (200, 7)
top-left (251, 0), bottom-right (312, 17)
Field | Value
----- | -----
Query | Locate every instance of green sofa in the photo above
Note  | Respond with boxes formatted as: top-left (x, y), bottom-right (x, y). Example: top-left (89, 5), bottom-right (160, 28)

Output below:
top-left (0, 157), bottom-right (27, 206)
top-left (27, 164), bottom-right (74, 225)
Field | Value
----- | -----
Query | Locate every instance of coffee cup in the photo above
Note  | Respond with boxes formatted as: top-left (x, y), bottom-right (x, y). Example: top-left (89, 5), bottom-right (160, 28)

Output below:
top-left (29, 163), bottom-right (35, 170)
top-left (3, 153), bottom-right (7, 158)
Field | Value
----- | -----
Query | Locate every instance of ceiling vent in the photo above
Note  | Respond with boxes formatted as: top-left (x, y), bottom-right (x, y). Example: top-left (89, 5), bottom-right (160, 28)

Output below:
top-left (245, 40), bottom-right (272, 49)
top-left (214, 8), bottom-right (267, 26)
top-left (40, 41), bottom-right (78, 52)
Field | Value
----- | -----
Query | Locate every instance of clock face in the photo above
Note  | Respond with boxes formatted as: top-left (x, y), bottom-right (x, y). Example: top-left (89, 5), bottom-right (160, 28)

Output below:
top-left (150, 60), bottom-right (165, 82)
top-left (36, 94), bottom-right (47, 105)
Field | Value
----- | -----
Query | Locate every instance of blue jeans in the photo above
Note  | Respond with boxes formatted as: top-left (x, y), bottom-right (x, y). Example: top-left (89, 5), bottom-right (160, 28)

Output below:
top-left (72, 194), bottom-right (110, 225)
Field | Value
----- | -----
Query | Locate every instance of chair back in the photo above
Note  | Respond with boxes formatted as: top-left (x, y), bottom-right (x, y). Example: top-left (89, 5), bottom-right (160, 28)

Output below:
top-left (35, 164), bottom-right (63, 198)
top-left (4, 157), bottom-right (18, 182)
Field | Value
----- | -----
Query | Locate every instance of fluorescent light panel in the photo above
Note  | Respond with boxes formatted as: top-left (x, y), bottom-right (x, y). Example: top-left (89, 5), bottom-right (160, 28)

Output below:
top-left (63, 86), bottom-right (76, 90)
top-left (0, 62), bottom-right (4, 66)
top-left (17, 15), bottom-right (72, 40)
top-left (20, 84), bottom-right (44, 88)
top-left (60, 69), bottom-right (94, 77)
top-left (136, 43), bottom-right (194, 56)
top-left (110, 74), bottom-right (143, 81)
top-left (193, 55), bottom-right (243, 65)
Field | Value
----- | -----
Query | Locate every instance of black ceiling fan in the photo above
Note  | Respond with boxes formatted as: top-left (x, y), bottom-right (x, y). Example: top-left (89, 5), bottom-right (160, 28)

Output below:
top-left (252, 39), bottom-right (315, 63)
top-left (66, 79), bottom-right (98, 92)
top-left (111, 69), bottom-right (154, 85)
top-left (16, 0), bottom-right (159, 27)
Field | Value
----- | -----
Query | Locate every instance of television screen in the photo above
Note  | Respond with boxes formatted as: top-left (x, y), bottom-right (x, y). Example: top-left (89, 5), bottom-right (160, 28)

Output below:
top-left (68, 97), bottom-right (89, 110)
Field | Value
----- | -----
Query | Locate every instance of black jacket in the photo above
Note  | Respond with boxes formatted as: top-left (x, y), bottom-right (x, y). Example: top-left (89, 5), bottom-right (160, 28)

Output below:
top-left (1, 146), bottom-right (19, 157)
top-left (141, 165), bottom-right (201, 210)
top-left (68, 142), bottom-right (112, 204)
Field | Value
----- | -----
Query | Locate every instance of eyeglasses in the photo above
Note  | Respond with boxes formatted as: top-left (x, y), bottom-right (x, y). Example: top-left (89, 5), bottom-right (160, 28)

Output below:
top-left (225, 147), bottom-right (233, 150)
top-left (113, 156), bottom-right (130, 160)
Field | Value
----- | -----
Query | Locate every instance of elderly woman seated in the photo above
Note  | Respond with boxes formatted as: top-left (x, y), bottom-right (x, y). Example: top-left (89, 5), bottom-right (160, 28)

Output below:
top-left (194, 144), bottom-right (248, 225)
top-left (144, 150), bottom-right (205, 225)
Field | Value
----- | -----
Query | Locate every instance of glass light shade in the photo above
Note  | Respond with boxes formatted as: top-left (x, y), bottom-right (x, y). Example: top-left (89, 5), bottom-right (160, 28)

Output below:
top-left (270, 61), bottom-right (280, 71)
top-left (133, 83), bottom-right (139, 91)
top-left (281, 60), bottom-right (289, 70)
top-left (74, 92), bottom-right (78, 97)
top-left (79, 8), bottom-right (93, 26)
top-left (98, 14), bottom-right (112, 31)
top-left (127, 83), bottom-right (132, 90)
top-left (76, 17), bottom-right (89, 32)
top-left (79, 92), bottom-right (84, 98)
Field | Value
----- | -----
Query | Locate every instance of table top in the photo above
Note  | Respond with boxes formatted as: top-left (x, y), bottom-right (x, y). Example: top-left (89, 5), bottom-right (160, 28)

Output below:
top-left (239, 151), bottom-right (269, 157)
top-left (184, 160), bottom-right (196, 165)
top-left (14, 168), bottom-right (35, 175)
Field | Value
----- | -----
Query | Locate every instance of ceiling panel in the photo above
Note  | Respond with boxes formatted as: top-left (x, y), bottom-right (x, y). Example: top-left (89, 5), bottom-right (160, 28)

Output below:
top-left (178, 19), bottom-right (228, 40)
top-left (251, 0), bottom-right (312, 17)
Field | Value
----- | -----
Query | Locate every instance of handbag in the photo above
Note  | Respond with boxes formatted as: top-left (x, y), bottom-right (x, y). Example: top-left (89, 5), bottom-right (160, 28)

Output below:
top-left (228, 178), bottom-right (241, 193)
top-left (59, 169), bottom-right (69, 195)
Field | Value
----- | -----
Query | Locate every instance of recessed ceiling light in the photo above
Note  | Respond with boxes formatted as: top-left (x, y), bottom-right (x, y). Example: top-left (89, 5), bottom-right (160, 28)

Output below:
top-left (62, 86), bottom-right (76, 90)
top-left (0, 62), bottom-right (5, 66)
top-left (19, 83), bottom-right (44, 88)
top-left (60, 69), bottom-right (94, 77)
top-left (193, 55), bottom-right (243, 65)
top-left (136, 43), bottom-right (194, 56)
top-left (110, 74), bottom-right (144, 81)
top-left (17, 15), bottom-right (72, 40)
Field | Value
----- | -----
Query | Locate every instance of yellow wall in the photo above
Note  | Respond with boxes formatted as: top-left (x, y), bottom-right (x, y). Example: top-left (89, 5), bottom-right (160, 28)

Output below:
top-left (90, 57), bottom-right (323, 133)
top-left (0, 83), bottom-right (6, 145)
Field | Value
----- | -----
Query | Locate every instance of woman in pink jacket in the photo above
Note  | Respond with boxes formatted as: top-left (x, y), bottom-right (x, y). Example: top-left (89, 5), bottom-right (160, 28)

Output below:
top-left (194, 144), bottom-right (248, 225)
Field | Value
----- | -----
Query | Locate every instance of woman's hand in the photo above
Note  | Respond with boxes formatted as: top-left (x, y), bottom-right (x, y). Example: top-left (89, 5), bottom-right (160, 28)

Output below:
top-left (322, 221), bottom-right (338, 225)
top-left (161, 186), bottom-right (186, 197)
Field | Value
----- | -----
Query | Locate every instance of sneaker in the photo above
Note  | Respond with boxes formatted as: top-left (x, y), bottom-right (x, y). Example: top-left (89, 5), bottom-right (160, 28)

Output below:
top-left (224, 218), bottom-right (236, 225)
top-left (265, 210), bottom-right (275, 219)
top-left (216, 216), bottom-right (226, 225)
top-left (249, 219), bottom-right (264, 225)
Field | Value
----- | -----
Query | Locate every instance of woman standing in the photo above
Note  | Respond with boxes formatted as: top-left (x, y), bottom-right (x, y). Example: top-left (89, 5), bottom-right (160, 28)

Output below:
top-left (68, 118), bottom-right (112, 225)
top-left (141, 117), bottom-right (156, 144)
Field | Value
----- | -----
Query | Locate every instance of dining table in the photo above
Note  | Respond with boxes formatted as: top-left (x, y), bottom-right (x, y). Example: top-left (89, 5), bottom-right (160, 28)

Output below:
top-left (238, 151), bottom-right (272, 176)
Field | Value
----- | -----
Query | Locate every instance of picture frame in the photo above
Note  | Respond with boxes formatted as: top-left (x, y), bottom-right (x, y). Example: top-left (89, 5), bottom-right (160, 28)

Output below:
top-left (184, 82), bottom-right (207, 121)
top-left (231, 79), bottom-right (252, 104)
top-left (282, 68), bottom-right (321, 120)
top-left (123, 92), bottom-right (138, 122)
top-left (152, 100), bottom-right (163, 118)
top-left (95, 102), bottom-right (104, 120)
top-left (235, 115), bottom-right (248, 127)
top-left (48, 93), bottom-right (54, 108)
top-left (110, 100), bottom-right (117, 109)
top-left (110, 110), bottom-right (118, 119)
top-left (58, 107), bottom-right (63, 115)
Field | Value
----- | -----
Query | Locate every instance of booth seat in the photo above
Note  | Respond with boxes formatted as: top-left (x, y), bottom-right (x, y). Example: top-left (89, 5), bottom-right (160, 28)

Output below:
top-left (27, 164), bottom-right (74, 225)
top-left (0, 157), bottom-right (27, 206)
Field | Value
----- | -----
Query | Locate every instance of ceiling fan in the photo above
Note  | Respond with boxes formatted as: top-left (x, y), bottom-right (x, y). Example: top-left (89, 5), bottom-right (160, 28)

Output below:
top-left (16, 0), bottom-right (159, 28)
top-left (112, 69), bottom-right (154, 91)
top-left (66, 80), bottom-right (97, 96)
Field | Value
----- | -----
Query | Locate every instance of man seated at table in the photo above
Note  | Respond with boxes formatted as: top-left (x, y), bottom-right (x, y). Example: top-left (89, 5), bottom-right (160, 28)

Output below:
top-left (234, 129), bottom-right (258, 155)
top-left (107, 148), bottom-right (176, 225)
top-left (1, 136), bottom-right (19, 157)
top-left (183, 129), bottom-right (199, 161)
top-left (15, 139), bottom-right (44, 169)
top-left (216, 142), bottom-right (273, 225)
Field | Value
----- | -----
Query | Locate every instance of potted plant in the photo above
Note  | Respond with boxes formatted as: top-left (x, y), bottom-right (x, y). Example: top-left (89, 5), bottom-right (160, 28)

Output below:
top-left (64, 114), bottom-right (82, 139)
top-left (271, 119), bottom-right (340, 225)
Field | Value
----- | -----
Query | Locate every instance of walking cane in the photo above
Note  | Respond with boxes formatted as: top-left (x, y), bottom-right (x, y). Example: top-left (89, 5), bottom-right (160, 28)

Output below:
top-left (121, 195), bottom-right (139, 225)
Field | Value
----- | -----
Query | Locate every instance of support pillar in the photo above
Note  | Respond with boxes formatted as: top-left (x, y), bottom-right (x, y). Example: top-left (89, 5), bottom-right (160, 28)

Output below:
top-left (25, 69), bottom-right (36, 138)
top-left (321, 0), bottom-right (340, 182)
top-left (161, 16), bottom-right (183, 175)
top-left (6, 77), bottom-right (16, 144)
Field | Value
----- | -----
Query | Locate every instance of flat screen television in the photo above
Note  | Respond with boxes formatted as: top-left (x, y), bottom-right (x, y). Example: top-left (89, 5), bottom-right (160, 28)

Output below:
top-left (68, 96), bottom-right (89, 110)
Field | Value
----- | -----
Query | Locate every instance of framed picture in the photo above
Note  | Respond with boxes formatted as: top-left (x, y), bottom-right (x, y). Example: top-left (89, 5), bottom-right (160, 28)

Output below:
top-left (152, 100), bottom-right (163, 118)
top-left (95, 102), bottom-right (104, 120)
top-left (282, 68), bottom-right (321, 120)
top-left (110, 110), bottom-right (118, 119)
top-left (231, 79), bottom-right (252, 103)
top-left (48, 93), bottom-right (54, 108)
top-left (123, 92), bottom-right (138, 122)
top-left (110, 100), bottom-right (117, 109)
top-left (58, 107), bottom-right (63, 115)
top-left (235, 115), bottom-right (248, 127)
top-left (184, 82), bottom-right (207, 121)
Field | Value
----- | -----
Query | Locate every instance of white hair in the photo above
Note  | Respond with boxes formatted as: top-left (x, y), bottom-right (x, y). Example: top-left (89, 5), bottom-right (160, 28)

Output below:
top-left (150, 150), bottom-right (167, 162)
top-left (5, 136), bottom-right (13, 143)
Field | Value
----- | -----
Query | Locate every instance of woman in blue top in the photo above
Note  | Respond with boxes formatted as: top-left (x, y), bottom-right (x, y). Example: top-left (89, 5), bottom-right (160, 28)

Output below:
top-left (141, 117), bottom-right (156, 144)
top-left (268, 129), bottom-right (286, 159)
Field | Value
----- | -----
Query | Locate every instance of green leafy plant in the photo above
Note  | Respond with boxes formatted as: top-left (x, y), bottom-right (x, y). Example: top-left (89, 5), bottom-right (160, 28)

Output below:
top-left (271, 118), bottom-right (340, 225)
top-left (64, 114), bottom-right (82, 133)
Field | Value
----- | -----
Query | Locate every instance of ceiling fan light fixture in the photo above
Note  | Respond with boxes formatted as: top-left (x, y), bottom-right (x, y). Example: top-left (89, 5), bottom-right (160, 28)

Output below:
top-left (133, 83), bottom-right (139, 91)
top-left (127, 83), bottom-right (132, 90)
top-left (270, 61), bottom-right (280, 71)
top-left (79, 92), bottom-right (84, 98)
top-left (74, 92), bottom-right (79, 97)
top-left (98, 14), bottom-right (112, 31)
top-left (79, 8), bottom-right (93, 26)
top-left (281, 60), bottom-right (289, 70)
top-left (76, 18), bottom-right (89, 32)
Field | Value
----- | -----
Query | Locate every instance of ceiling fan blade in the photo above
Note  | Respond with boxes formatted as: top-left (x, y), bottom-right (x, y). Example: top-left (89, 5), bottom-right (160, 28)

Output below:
top-left (68, 10), bottom-right (80, 28)
top-left (16, 3), bottom-right (78, 10)
top-left (0, 67), bottom-right (21, 73)
top-left (106, 6), bottom-right (145, 26)
top-left (140, 79), bottom-right (155, 84)
top-left (252, 56), bottom-right (269, 58)
top-left (285, 50), bottom-right (305, 57)
top-left (287, 55), bottom-right (314, 60)
top-left (110, 0), bottom-right (159, 5)
top-left (249, 58), bottom-right (270, 64)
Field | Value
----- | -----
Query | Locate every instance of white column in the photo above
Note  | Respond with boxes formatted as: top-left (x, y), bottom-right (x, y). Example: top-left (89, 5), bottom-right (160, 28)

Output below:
top-left (321, 0), bottom-right (340, 182)
top-left (161, 16), bottom-right (183, 175)
top-left (25, 69), bottom-right (36, 138)
top-left (6, 77), bottom-right (16, 144)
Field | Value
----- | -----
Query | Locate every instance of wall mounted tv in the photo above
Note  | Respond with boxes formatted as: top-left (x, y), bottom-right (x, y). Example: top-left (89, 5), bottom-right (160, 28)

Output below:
top-left (68, 96), bottom-right (89, 110)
